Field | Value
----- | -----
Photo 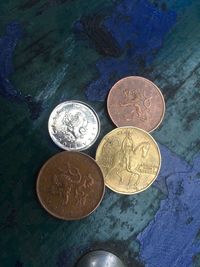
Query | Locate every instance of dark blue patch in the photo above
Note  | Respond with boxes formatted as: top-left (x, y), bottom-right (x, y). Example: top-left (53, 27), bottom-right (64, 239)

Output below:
top-left (19, 0), bottom-right (41, 10)
top-left (0, 21), bottom-right (23, 98)
top-left (0, 21), bottom-right (42, 120)
top-left (56, 245), bottom-right (90, 267)
top-left (0, 208), bottom-right (18, 231)
top-left (56, 248), bottom-right (73, 267)
top-left (73, 15), bottom-right (123, 58)
top-left (15, 260), bottom-right (24, 267)
top-left (84, 0), bottom-right (176, 101)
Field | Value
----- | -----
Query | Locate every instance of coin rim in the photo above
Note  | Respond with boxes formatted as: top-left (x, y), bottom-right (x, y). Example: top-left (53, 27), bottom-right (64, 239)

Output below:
top-left (95, 126), bottom-right (161, 195)
top-left (76, 250), bottom-right (125, 267)
top-left (107, 76), bottom-right (165, 133)
top-left (36, 151), bottom-right (105, 220)
top-left (48, 100), bottom-right (101, 151)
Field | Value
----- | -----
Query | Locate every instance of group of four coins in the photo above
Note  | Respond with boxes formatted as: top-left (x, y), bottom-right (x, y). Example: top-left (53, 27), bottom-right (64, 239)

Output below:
top-left (37, 76), bottom-right (165, 220)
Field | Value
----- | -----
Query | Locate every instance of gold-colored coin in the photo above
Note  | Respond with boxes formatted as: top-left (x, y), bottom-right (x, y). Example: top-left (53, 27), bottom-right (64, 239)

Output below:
top-left (96, 127), bottom-right (161, 195)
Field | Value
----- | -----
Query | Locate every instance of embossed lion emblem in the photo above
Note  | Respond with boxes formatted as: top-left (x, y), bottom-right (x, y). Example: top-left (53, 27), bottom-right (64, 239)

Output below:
top-left (50, 163), bottom-right (94, 207)
top-left (62, 110), bottom-right (88, 142)
top-left (120, 88), bottom-right (152, 121)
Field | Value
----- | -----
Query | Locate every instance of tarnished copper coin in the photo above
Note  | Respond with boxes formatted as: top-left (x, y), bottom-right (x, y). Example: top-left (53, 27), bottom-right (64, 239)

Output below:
top-left (107, 76), bottom-right (165, 132)
top-left (36, 151), bottom-right (105, 220)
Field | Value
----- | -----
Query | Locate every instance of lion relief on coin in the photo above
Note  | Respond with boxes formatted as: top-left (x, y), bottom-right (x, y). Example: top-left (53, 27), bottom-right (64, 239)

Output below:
top-left (61, 109), bottom-right (88, 142)
top-left (48, 163), bottom-right (95, 207)
top-left (120, 87), bottom-right (152, 122)
top-left (52, 108), bottom-right (88, 144)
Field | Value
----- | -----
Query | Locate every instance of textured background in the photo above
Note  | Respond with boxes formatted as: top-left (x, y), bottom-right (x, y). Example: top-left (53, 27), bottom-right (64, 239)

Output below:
top-left (0, 0), bottom-right (200, 266)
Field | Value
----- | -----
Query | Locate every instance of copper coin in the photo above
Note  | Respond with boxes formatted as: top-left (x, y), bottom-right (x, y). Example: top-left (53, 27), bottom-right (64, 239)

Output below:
top-left (107, 76), bottom-right (165, 132)
top-left (36, 151), bottom-right (105, 220)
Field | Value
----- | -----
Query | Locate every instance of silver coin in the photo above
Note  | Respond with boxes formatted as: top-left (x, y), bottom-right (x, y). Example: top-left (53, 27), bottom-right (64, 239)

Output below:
top-left (48, 101), bottom-right (100, 151)
top-left (76, 250), bottom-right (126, 267)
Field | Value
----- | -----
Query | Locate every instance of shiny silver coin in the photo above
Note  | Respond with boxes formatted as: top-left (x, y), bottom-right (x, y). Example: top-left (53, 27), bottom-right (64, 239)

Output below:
top-left (76, 250), bottom-right (126, 267)
top-left (48, 101), bottom-right (100, 151)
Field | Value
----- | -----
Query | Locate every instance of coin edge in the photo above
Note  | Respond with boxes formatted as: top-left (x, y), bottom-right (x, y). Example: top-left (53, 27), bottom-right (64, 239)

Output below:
top-left (95, 126), bottom-right (161, 195)
top-left (107, 76), bottom-right (165, 133)
top-left (36, 151), bottom-right (105, 220)
top-left (48, 100), bottom-right (101, 151)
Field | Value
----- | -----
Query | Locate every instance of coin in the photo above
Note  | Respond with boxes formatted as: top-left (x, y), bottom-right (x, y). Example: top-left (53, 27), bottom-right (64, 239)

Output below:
top-left (36, 151), bottom-right (105, 220)
top-left (107, 76), bottom-right (165, 132)
top-left (96, 127), bottom-right (161, 195)
top-left (48, 100), bottom-right (100, 151)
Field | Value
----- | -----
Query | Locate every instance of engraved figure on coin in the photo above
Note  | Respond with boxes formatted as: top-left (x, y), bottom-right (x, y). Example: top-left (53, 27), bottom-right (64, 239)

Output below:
top-left (49, 163), bottom-right (94, 207)
top-left (106, 131), bottom-right (150, 189)
top-left (75, 174), bottom-right (95, 206)
top-left (127, 141), bottom-right (150, 188)
top-left (50, 164), bottom-right (81, 206)
top-left (120, 88), bottom-right (152, 122)
top-left (52, 173), bottom-right (72, 206)
top-left (61, 109), bottom-right (88, 143)
top-left (99, 137), bottom-right (120, 174)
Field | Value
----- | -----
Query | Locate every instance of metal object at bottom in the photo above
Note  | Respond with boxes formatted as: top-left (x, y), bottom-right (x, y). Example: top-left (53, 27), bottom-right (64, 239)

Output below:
top-left (76, 250), bottom-right (126, 267)
top-left (48, 100), bottom-right (100, 151)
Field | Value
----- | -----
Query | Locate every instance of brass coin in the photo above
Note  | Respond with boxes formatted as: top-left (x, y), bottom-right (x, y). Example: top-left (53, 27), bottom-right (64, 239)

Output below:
top-left (36, 151), bottom-right (105, 220)
top-left (107, 76), bottom-right (165, 132)
top-left (96, 127), bottom-right (161, 195)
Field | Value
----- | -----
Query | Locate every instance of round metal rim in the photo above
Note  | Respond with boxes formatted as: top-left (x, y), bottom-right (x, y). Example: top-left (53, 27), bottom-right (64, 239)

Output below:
top-left (48, 100), bottom-right (101, 151)
top-left (96, 126), bottom-right (161, 195)
top-left (107, 76), bottom-right (165, 133)
top-left (76, 250), bottom-right (126, 267)
top-left (36, 151), bottom-right (105, 220)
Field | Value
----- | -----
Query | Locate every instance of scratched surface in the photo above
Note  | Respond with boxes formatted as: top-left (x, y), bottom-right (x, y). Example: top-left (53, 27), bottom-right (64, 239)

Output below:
top-left (0, 0), bottom-right (200, 266)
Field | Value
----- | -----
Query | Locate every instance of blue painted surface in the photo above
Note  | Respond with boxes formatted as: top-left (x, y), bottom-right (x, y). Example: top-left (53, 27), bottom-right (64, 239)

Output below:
top-left (84, 0), bottom-right (176, 101)
top-left (138, 147), bottom-right (200, 267)
top-left (0, 21), bottom-right (42, 119)
top-left (0, 22), bottom-right (23, 99)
